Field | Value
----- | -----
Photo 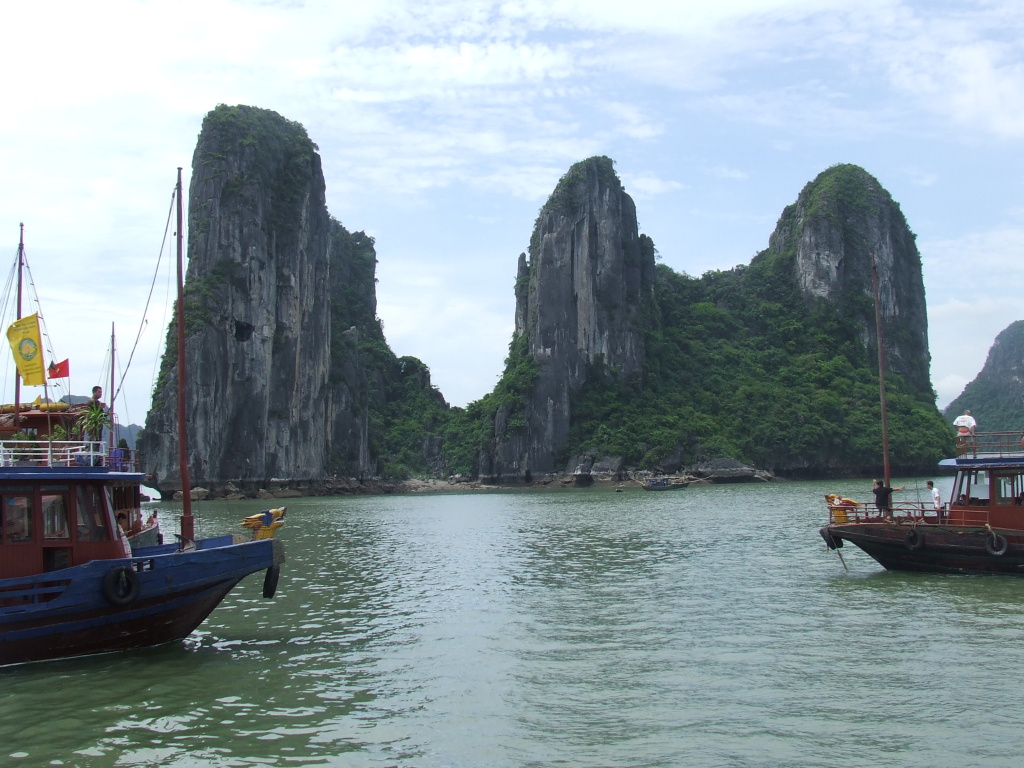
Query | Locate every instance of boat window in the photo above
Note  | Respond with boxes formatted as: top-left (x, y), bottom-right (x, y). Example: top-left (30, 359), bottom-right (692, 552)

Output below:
top-left (2, 495), bottom-right (32, 543)
top-left (42, 494), bottom-right (69, 539)
top-left (994, 474), bottom-right (1020, 506)
top-left (76, 485), bottom-right (108, 541)
top-left (969, 471), bottom-right (990, 505)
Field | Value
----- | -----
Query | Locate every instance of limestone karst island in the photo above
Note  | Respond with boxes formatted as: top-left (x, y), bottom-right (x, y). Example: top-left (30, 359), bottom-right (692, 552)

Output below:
top-left (138, 104), bottom-right (964, 500)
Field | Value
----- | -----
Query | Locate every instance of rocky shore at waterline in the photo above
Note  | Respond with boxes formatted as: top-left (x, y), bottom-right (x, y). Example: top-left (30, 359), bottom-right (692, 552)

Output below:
top-left (166, 458), bottom-right (777, 502)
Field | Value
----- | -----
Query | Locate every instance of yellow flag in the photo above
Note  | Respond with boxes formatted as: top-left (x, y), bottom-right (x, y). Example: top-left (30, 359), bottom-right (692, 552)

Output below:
top-left (6, 314), bottom-right (45, 386)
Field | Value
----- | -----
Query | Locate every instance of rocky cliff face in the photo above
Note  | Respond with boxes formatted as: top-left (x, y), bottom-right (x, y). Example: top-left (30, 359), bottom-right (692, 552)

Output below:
top-left (139, 105), bottom-right (381, 496)
top-left (479, 157), bottom-right (657, 481)
top-left (765, 164), bottom-right (931, 391)
top-left (944, 320), bottom-right (1024, 432)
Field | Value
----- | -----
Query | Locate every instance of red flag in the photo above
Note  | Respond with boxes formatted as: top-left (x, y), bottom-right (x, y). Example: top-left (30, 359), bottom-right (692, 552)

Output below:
top-left (47, 358), bottom-right (69, 379)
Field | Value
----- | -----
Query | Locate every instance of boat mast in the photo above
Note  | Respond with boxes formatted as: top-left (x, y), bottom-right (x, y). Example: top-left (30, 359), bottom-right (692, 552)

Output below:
top-left (13, 224), bottom-right (23, 429)
top-left (175, 168), bottom-right (194, 540)
top-left (109, 322), bottom-right (116, 451)
top-left (871, 252), bottom-right (891, 485)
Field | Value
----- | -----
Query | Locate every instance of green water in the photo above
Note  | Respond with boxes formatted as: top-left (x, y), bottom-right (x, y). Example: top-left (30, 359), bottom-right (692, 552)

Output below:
top-left (2, 480), bottom-right (1022, 767)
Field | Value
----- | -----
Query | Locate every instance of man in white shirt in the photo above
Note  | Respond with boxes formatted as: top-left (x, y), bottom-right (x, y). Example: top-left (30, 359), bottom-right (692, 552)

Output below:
top-left (952, 409), bottom-right (977, 456)
top-left (927, 480), bottom-right (942, 519)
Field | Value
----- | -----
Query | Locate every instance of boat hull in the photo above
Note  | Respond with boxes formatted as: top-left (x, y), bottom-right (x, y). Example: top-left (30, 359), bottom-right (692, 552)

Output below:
top-left (0, 537), bottom-right (284, 666)
top-left (821, 522), bottom-right (1024, 575)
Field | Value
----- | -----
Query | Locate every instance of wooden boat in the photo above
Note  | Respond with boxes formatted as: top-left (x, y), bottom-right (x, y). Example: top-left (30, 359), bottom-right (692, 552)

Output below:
top-left (819, 255), bottom-right (1024, 574)
top-left (642, 476), bottom-right (688, 491)
top-left (820, 433), bottom-right (1024, 574)
top-left (0, 461), bottom-right (285, 665)
top-left (0, 173), bottom-right (285, 666)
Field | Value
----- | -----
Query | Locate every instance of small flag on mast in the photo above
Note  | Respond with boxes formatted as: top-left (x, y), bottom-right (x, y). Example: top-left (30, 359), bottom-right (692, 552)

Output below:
top-left (47, 358), bottom-right (70, 379)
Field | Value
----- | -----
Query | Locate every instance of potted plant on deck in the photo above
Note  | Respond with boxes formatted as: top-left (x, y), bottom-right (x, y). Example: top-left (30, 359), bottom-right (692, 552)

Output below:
top-left (76, 403), bottom-right (110, 465)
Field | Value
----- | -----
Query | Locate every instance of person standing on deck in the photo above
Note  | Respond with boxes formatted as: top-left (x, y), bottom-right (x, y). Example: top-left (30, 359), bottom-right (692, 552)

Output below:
top-left (927, 480), bottom-right (943, 519)
top-left (953, 409), bottom-right (977, 456)
top-left (872, 479), bottom-right (906, 518)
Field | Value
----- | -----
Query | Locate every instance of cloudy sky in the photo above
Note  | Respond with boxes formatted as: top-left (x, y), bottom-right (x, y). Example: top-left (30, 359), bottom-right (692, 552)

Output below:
top-left (1, 0), bottom-right (1022, 429)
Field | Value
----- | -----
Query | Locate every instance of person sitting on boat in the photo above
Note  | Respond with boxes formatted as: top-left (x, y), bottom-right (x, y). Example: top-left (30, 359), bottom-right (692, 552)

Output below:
top-left (872, 479), bottom-right (905, 518)
top-left (952, 409), bottom-right (977, 456)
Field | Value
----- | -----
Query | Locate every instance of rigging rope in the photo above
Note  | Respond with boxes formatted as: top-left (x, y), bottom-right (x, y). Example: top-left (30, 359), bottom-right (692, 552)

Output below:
top-left (111, 186), bottom-right (176, 410)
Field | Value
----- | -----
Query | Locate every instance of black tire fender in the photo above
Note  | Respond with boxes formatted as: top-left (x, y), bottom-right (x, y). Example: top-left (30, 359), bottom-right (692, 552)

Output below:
top-left (905, 529), bottom-right (924, 551)
top-left (262, 564), bottom-right (281, 599)
top-left (985, 532), bottom-right (1010, 557)
top-left (102, 565), bottom-right (141, 605)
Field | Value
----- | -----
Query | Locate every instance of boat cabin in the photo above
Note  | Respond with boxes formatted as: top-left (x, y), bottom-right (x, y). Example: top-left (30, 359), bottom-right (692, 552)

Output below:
top-left (941, 444), bottom-right (1024, 528)
top-left (0, 467), bottom-right (136, 581)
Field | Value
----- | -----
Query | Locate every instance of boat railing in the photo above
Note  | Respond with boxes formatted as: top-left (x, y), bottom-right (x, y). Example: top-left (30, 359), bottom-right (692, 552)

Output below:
top-left (0, 439), bottom-right (139, 471)
top-left (955, 431), bottom-right (1024, 459)
top-left (826, 496), bottom-right (944, 524)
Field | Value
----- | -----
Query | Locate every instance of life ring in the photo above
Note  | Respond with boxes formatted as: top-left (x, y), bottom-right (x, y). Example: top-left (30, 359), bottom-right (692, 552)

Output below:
top-left (262, 564), bottom-right (281, 599)
top-left (102, 565), bottom-right (141, 605)
top-left (905, 529), bottom-right (924, 551)
top-left (985, 532), bottom-right (1010, 557)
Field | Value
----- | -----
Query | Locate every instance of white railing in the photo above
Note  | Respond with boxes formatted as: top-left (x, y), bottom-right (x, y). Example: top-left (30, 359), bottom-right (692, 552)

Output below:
top-left (0, 440), bottom-right (138, 470)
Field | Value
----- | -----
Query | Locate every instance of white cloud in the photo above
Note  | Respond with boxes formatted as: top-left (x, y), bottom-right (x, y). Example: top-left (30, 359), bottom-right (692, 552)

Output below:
top-left (622, 174), bottom-right (686, 199)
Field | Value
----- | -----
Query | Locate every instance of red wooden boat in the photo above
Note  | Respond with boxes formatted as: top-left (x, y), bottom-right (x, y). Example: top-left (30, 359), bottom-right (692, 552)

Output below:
top-left (820, 433), bottom-right (1024, 574)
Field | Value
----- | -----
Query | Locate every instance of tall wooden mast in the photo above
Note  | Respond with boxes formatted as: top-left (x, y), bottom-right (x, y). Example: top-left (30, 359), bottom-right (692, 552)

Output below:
top-left (176, 168), bottom-right (194, 540)
top-left (13, 224), bottom-right (24, 429)
top-left (871, 253), bottom-right (891, 485)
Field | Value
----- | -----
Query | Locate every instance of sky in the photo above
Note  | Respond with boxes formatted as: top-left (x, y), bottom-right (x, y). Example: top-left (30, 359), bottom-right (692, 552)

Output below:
top-left (1, 0), bottom-right (1023, 431)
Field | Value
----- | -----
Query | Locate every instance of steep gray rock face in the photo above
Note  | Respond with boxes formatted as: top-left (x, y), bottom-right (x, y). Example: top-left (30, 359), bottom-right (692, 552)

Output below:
top-left (765, 164), bottom-right (930, 391)
top-left (139, 105), bottom-right (374, 496)
top-left (480, 157), bottom-right (656, 481)
top-left (944, 320), bottom-right (1024, 432)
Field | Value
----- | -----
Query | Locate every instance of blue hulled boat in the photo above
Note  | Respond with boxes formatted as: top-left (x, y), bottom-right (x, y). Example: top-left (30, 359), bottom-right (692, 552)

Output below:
top-left (0, 463), bottom-right (284, 666)
top-left (1, 174), bottom-right (285, 666)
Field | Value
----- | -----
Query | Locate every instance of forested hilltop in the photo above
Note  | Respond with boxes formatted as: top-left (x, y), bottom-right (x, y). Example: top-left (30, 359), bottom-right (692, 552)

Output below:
top-left (140, 106), bottom-right (954, 497)
top-left (943, 320), bottom-right (1024, 433)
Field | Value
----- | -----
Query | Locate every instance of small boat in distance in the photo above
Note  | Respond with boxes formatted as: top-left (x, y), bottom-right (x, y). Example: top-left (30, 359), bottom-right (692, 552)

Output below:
top-left (642, 476), bottom-right (688, 491)
top-left (821, 433), bottom-right (1024, 574)
top-left (0, 175), bottom-right (286, 666)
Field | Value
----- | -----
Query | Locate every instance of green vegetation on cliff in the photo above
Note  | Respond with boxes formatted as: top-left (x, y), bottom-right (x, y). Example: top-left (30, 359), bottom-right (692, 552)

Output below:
top-left (425, 163), bottom-right (953, 478)
top-left (562, 260), bottom-right (951, 475)
top-left (944, 320), bottom-right (1024, 433)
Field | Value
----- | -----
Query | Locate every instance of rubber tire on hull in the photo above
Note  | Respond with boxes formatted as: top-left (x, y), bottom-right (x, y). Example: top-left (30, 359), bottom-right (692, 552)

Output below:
top-left (102, 566), bottom-right (141, 605)
top-left (985, 532), bottom-right (1010, 556)
top-left (905, 529), bottom-right (924, 551)
top-left (263, 564), bottom-right (281, 599)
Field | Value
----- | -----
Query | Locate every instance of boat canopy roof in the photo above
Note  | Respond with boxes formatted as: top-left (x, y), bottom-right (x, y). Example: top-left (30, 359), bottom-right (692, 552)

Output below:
top-left (0, 466), bottom-right (146, 483)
